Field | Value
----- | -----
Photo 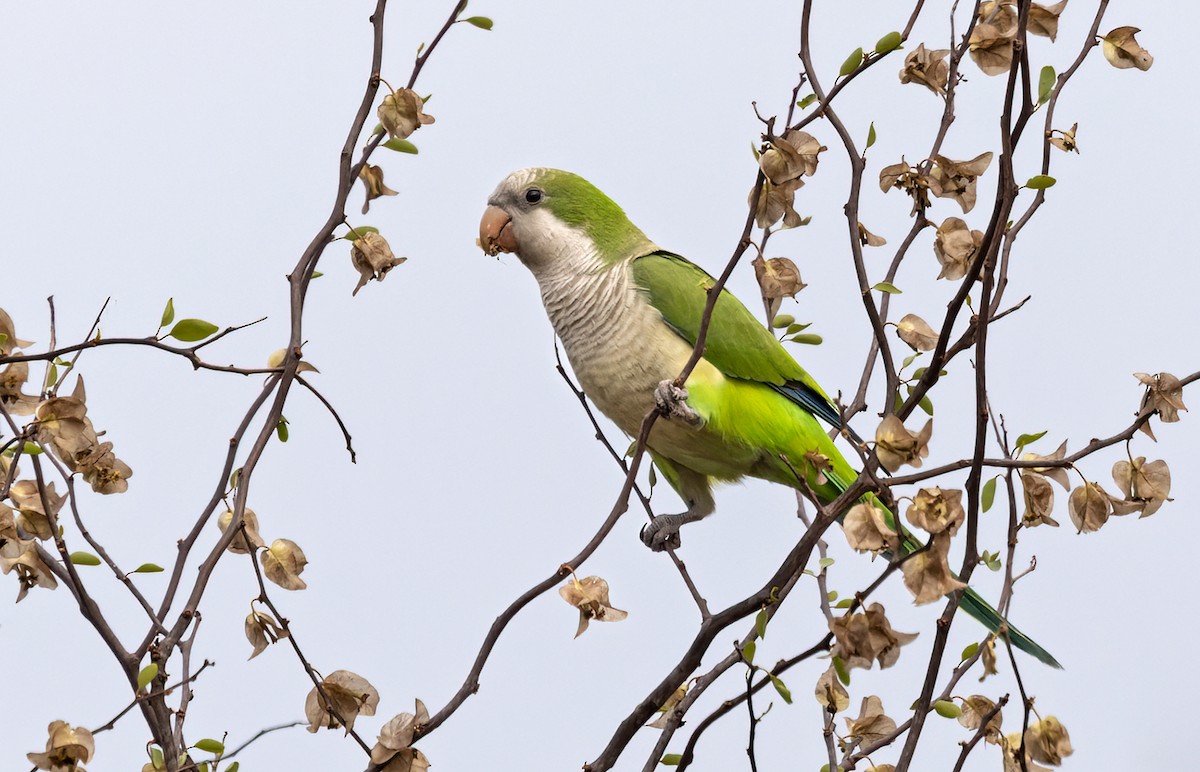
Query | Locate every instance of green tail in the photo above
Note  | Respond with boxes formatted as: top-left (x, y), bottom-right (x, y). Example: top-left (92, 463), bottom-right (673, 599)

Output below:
top-left (775, 415), bottom-right (1062, 669)
top-left (959, 586), bottom-right (1062, 669)
top-left (831, 488), bottom-right (1062, 669)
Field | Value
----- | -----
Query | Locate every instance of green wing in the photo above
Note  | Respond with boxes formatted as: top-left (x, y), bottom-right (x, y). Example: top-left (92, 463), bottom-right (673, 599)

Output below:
top-left (630, 251), bottom-right (844, 429)
top-left (630, 252), bottom-right (1060, 668)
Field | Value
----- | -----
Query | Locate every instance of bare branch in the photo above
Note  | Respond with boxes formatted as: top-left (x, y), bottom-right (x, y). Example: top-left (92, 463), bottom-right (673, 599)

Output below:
top-left (224, 720), bottom-right (308, 760)
top-left (297, 375), bottom-right (357, 463)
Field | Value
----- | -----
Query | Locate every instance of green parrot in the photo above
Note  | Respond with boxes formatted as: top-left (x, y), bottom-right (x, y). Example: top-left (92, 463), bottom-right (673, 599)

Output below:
top-left (479, 167), bottom-right (1059, 668)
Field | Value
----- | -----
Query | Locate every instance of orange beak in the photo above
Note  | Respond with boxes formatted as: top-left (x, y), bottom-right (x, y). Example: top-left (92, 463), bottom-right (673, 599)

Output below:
top-left (479, 205), bottom-right (518, 256)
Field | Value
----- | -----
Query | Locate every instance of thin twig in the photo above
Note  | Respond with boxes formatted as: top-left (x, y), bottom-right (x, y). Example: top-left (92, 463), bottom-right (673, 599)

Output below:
top-left (799, 0), bottom-right (900, 408)
top-left (172, 611), bottom-right (203, 749)
top-left (245, 544), bottom-right (372, 754)
top-left (55, 297), bottom-right (111, 391)
top-left (553, 344), bottom-right (711, 619)
top-left (1, 336), bottom-right (275, 375)
top-left (91, 661), bottom-right (215, 735)
top-left (297, 375), bottom-right (357, 463)
top-left (63, 474), bottom-right (167, 634)
top-left (224, 721), bottom-right (307, 760)
top-left (951, 694), bottom-right (1009, 771)
top-left (744, 664), bottom-right (760, 772)
top-left (405, 0), bottom-right (466, 89)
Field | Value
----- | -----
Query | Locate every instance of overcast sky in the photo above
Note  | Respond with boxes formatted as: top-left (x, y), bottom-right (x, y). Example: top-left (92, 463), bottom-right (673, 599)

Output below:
top-left (1, 2), bottom-right (1196, 771)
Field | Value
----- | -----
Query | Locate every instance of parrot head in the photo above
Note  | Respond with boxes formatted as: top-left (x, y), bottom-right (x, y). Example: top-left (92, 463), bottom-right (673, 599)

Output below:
top-left (479, 168), bottom-right (655, 269)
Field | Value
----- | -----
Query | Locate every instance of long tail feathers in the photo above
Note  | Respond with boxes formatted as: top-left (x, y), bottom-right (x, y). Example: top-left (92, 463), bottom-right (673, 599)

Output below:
top-left (849, 497), bottom-right (1062, 668)
top-left (959, 587), bottom-right (1062, 669)
top-left (821, 472), bottom-right (1062, 669)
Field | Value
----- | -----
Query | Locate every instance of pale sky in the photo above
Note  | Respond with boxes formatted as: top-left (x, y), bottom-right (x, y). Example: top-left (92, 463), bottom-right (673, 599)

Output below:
top-left (1, 2), bottom-right (1196, 771)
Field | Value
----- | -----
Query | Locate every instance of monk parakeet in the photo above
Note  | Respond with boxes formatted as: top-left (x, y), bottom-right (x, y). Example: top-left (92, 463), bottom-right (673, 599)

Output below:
top-left (479, 167), bottom-right (1059, 667)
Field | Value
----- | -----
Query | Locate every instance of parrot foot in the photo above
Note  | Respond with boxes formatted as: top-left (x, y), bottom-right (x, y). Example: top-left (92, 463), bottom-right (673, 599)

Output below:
top-left (640, 512), bottom-right (701, 551)
top-left (654, 380), bottom-right (703, 428)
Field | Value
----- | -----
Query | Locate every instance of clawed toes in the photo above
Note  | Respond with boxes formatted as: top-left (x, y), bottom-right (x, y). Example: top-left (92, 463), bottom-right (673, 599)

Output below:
top-left (654, 380), bottom-right (703, 428)
top-left (654, 380), bottom-right (684, 411)
top-left (640, 520), bottom-right (683, 552)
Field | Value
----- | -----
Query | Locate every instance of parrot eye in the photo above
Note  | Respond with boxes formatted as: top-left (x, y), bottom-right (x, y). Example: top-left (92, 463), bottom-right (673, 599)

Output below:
top-left (524, 188), bottom-right (543, 204)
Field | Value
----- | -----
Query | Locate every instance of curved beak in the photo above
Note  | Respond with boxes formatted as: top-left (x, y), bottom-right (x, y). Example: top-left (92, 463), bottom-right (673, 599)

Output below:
top-left (479, 205), bottom-right (518, 256)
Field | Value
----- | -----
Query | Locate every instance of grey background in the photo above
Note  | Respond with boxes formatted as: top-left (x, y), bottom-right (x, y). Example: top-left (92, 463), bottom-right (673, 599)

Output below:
top-left (1, 2), bottom-right (1194, 770)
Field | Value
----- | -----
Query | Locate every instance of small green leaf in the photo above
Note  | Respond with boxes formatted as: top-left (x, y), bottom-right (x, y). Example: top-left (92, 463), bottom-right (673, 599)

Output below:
top-left (660, 754), bottom-right (683, 766)
top-left (833, 656), bottom-right (850, 686)
top-left (785, 322), bottom-right (812, 335)
top-left (134, 563), bottom-right (165, 574)
top-left (771, 314), bottom-right (795, 329)
top-left (961, 641), bottom-right (980, 661)
top-left (826, 590), bottom-right (838, 602)
top-left (875, 31), bottom-right (903, 54)
top-left (901, 352), bottom-right (921, 369)
top-left (160, 298), bottom-right (175, 328)
top-left (344, 225), bottom-right (380, 241)
top-left (463, 15), bottom-right (493, 29)
top-left (647, 463), bottom-right (658, 489)
top-left (194, 739), bottom-right (225, 755)
top-left (872, 281), bottom-right (902, 294)
top-left (742, 640), bottom-right (756, 664)
top-left (769, 674), bottom-right (793, 704)
top-left (1014, 430), bottom-right (1047, 453)
top-left (834, 598), bottom-right (854, 609)
top-left (818, 557), bottom-right (835, 568)
top-left (1025, 175), bottom-right (1057, 190)
top-left (169, 319), bottom-right (219, 343)
top-left (226, 764), bottom-right (240, 772)
top-left (789, 333), bottom-right (823, 345)
top-left (22, 441), bottom-right (43, 455)
top-left (986, 554), bottom-right (1002, 572)
top-left (866, 121), bottom-right (877, 149)
top-left (45, 363), bottom-right (58, 388)
top-left (893, 392), bottom-right (904, 413)
top-left (797, 93), bottom-right (818, 109)
top-left (933, 700), bottom-right (962, 718)
top-left (137, 663), bottom-right (159, 691)
top-left (383, 137), bottom-right (418, 154)
top-left (150, 747), bottom-right (165, 768)
top-left (918, 394), bottom-right (934, 416)
top-left (69, 551), bottom-right (101, 566)
top-left (311, 271), bottom-right (324, 279)
top-left (276, 416), bottom-right (289, 443)
top-left (1038, 65), bottom-right (1056, 105)
top-left (981, 476), bottom-right (998, 512)
top-left (838, 47), bottom-right (864, 77)
top-left (754, 608), bottom-right (769, 639)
